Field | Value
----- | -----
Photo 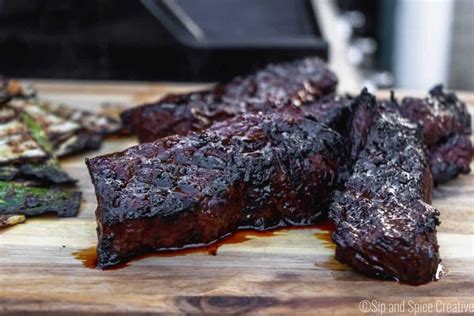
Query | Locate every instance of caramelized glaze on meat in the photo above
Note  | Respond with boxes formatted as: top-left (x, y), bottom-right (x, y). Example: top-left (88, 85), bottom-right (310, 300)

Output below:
top-left (121, 58), bottom-right (337, 142)
top-left (330, 104), bottom-right (440, 284)
top-left (89, 57), bottom-right (472, 284)
top-left (400, 85), bottom-right (472, 183)
top-left (87, 111), bottom-right (344, 267)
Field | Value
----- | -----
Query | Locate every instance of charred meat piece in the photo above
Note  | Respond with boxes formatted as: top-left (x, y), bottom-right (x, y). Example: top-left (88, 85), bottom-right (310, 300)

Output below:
top-left (400, 85), bottom-right (472, 183)
top-left (121, 57), bottom-right (337, 142)
top-left (0, 181), bottom-right (81, 217)
top-left (0, 214), bottom-right (26, 228)
top-left (0, 106), bottom-right (75, 184)
top-left (428, 134), bottom-right (472, 183)
top-left (295, 90), bottom-right (376, 184)
top-left (330, 107), bottom-right (440, 284)
top-left (9, 99), bottom-right (122, 157)
top-left (339, 90), bottom-right (377, 183)
top-left (87, 111), bottom-right (344, 267)
top-left (428, 85), bottom-right (471, 135)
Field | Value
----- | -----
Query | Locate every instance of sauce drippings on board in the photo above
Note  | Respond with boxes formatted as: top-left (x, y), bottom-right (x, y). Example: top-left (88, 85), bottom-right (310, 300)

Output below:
top-left (73, 219), bottom-right (336, 270)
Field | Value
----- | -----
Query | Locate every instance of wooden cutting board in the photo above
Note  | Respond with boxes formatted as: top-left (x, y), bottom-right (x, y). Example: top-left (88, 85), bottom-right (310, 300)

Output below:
top-left (0, 82), bottom-right (473, 315)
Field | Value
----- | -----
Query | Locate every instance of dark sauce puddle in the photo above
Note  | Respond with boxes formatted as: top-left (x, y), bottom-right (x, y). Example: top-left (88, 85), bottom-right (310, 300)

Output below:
top-left (73, 220), bottom-right (336, 270)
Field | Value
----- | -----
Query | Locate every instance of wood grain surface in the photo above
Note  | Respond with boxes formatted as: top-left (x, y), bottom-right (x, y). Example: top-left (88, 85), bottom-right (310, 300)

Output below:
top-left (0, 82), bottom-right (473, 315)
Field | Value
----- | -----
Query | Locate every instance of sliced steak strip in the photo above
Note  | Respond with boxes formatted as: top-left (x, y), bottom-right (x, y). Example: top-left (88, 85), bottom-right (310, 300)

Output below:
top-left (330, 104), bottom-right (441, 284)
top-left (400, 85), bottom-right (472, 183)
top-left (87, 111), bottom-right (344, 268)
top-left (428, 134), bottom-right (472, 183)
top-left (121, 57), bottom-right (337, 142)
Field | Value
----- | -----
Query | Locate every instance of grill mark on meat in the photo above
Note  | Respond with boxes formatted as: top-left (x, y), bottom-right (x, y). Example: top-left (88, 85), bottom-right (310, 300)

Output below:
top-left (121, 58), bottom-right (338, 142)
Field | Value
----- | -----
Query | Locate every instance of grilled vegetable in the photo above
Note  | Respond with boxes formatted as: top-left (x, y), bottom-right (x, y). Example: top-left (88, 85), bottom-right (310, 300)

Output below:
top-left (9, 99), bottom-right (122, 157)
top-left (0, 106), bottom-right (75, 184)
top-left (0, 181), bottom-right (81, 217)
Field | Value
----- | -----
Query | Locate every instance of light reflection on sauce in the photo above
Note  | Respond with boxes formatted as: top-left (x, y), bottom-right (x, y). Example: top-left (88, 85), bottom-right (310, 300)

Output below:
top-left (313, 230), bottom-right (336, 250)
top-left (312, 224), bottom-right (349, 271)
top-left (73, 220), bottom-right (336, 270)
top-left (73, 246), bottom-right (98, 269)
top-left (315, 258), bottom-right (349, 271)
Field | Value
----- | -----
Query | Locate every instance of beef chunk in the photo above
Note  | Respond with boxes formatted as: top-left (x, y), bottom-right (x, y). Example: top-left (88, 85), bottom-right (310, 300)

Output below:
top-left (87, 111), bottom-right (344, 267)
top-left (428, 135), bottom-right (472, 183)
top-left (330, 109), bottom-right (440, 284)
top-left (400, 85), bottom-right (472, 183)
top-left (121, 58), bottom-right (337, 142)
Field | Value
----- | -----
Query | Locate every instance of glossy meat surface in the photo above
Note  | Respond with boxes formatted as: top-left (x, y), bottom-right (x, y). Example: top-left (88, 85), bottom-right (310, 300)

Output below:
top-left (330, 108), bottom-right (440, 284)
top-left (121, 58), bottom-right (337, 142)
top-left (87, 111), bottom-right (344, 267)
top-left (302, 90), bottom-right (377, 182)
top-left (89, 56), bottom-right (473, 283)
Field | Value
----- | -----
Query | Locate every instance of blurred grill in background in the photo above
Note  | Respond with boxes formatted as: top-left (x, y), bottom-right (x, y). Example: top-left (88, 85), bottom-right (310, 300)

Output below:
top-left (0, 0), bottom-right (472, 90)
top-left (0, 0), bottom-right (328, 82)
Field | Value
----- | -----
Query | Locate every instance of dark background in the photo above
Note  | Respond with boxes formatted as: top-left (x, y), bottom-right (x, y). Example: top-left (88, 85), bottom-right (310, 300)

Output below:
top-left (0, 0), bottom-right (328, 81)
top-left (0, 0), bottom-right (472, 89)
